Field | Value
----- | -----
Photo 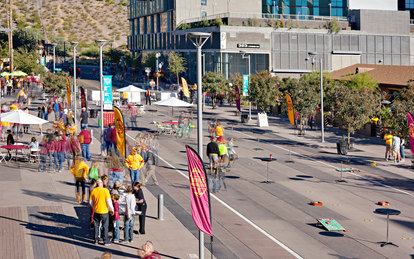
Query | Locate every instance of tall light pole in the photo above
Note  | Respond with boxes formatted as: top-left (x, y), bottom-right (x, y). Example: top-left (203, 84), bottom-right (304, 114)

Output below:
top-left (307, 52), bottom-right (324, 143)
top-left (227, 0), bottom-right (231, 16)
top-left (155, 52), bottom-right (161, 91)
top-left (273, 0), bottom-right (276, 17)
top-left (96, 39), bottom-right (108, 156)
top-left (328, 3), bottom-right (331, 19)
top-left (188, 31), bottom-right (211, 259)
top-left (241, 51), bottom-right (251, 121)
top-left (70, 41), bottom-right (79, 128)
top-left (52, 43), bottom-right (57, 73)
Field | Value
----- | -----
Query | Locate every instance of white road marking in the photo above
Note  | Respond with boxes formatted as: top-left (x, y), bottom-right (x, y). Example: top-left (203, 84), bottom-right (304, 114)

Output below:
top-left (125, 132), bottom-right (303, 259)
top-left (237, 131), bottom-right (414, 198)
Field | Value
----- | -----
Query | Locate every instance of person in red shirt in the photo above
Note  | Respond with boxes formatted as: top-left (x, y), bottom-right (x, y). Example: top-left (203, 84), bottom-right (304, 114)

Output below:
top-left (78, 127), bottom-right (92, 161)
top-left (109, 124), bottom-right (119, 156)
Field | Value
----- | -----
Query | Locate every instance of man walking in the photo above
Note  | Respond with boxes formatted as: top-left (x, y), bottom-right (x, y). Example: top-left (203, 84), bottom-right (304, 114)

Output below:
top-left (78, 127), bottom-right (92, 161)
top-left (145, 89), bottom-right (151, 105)
top-left (125, 147), bottom-right (144, 185)
top-left (80, 107), bottom-right (88, 128)
top-left (89, 178), bottom-right (114, 246)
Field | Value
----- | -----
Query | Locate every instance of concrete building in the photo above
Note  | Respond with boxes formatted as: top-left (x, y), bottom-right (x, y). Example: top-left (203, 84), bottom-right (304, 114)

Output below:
top-left (398, 0), bottom-right (414, 19)
top-left (127, 0), bottom-right (412, 82)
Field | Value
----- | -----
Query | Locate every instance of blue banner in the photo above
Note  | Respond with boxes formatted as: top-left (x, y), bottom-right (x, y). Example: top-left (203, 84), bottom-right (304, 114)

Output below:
top-left (243, 74), bottom-right (249, 96)
top-left (41, 57), bottom-right (45, 66)
top-left (103, 75), bottom-right (113, 109)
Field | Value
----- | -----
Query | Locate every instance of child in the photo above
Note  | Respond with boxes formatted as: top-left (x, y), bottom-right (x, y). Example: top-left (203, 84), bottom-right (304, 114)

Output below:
top-left (89, 161), bottom-right (101, 181)
top-left (28, 137), bottom-right (39, 163)
top-left (111, 193), bottom-right (120, 243)
top-left (122, 186), bottom-right (136, 243)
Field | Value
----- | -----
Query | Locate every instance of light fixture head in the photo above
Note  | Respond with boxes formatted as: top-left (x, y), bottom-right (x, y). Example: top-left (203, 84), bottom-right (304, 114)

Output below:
top-left (308, 51), bottom-right (317, 56)
top-left (188, 32), bottom-right (211, 39)
top-left (70, 41), bottom-right (79, 45)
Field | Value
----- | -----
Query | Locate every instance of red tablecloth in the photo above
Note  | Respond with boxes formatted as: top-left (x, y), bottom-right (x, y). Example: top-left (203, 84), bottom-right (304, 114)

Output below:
top-left (0, 145), bottom-right (30, 150)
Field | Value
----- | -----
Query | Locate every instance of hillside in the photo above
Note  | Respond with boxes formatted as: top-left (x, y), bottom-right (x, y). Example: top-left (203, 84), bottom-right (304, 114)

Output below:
top-left (0, 0), bottom-right (128, 47)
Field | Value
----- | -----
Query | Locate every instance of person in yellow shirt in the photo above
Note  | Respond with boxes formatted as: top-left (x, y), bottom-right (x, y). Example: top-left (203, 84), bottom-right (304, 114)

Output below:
top-left (125, 147), bottom-right (144, 185)
top-left (215, 122), bottom-right (224, 142)
top-left (384, 130), bottom-right (393, 161)
top-left (71, 156), bottom-right (90, 203)
top-left (89, 178), bottom-right (114, 246)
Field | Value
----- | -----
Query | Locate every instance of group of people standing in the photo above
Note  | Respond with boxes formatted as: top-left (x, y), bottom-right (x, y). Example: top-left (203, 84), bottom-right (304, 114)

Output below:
top-left (384, 130), bottom-right (405, 163)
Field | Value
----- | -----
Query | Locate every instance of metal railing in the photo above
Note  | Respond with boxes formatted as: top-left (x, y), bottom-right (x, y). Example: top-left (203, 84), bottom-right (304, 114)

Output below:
top-left (177, 12), bottom-right (348, 27)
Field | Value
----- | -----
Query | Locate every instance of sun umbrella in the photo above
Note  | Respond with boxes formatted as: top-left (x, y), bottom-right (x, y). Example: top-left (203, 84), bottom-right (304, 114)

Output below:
top-left (154, 97), bottom-right (192, 120)
top-left (1, 72), bottom-right (11, 77)
top-left (0, 109), bottom-right (49, 143)
top-left (11, 71), bottom-right (27, 77)
top-left (116, 85), bottom-right (146, 92)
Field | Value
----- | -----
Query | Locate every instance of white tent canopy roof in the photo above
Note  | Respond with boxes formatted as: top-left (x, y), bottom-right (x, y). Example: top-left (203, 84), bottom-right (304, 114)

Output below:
top-left (154, 97), bottom-right (192, 107)
top-left (116, 85), bottom-right (146, 92)
top-left (0, 109), bottom-right (49, 125)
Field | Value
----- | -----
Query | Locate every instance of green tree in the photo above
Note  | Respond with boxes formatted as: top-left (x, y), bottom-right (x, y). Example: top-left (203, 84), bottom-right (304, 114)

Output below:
top-left (142, 52), bottom-right (157, 71)
top-left (168, 51), bottom-right (186, 85)
top-left (284, 73), bottom-right (320, 134)
top-left (14, 47), bottom-right (44, 75)
top-left (13, 28), bottom-right (42, 52)
top-left (249, 71), bottom-right (282, 112)
top-left (105, 48), bottom-right (124, 65)
top-left (202, 71), bottom-right (227, 108)
top-left (43, 71), bottom-right (69, 97)
top-left (333, 86), bottom-right (378, 145)
top-left (389, 84), bottom-right (414, 140)
top-left (81, 46), bottom-right (99, 58)
top-left (345, 72), bottom-right (379, 91)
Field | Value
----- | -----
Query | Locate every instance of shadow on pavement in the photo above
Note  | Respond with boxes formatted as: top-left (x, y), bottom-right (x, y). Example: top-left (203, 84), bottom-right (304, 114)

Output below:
top-left (22, 189), bottom-right (75, 204)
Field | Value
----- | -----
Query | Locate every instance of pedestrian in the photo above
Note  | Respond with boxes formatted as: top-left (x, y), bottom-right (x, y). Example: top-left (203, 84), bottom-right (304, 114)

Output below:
top-left (206, 136), bottom-right (219, 174)
top-left (110, 124), bottom-right (118, 155)
top-left (133, 182), bottom-right (147, 234)
top-left (149, 135), bottom-right (159, 165)
top-left (71, 156), bottom-right (89, 203)
top-left (54, 100), bottom-right (60, 121)
top-left (89, 178), bottom-right (114, 246)
top-left (103, 125), bottom-right (112, 155)
top-left (400, 133), bottom-right (405, 162)
top-left (214, 122), bottom-right (224, 142)
top-left (142, 162), bottom-right (159, 186)
top-left (80, 107), bottom-right (89, 128)
top-left (122, 185), bottom-right (136, 243)
top-left (6, 129), bottom-right (14, 145)
top-left (107, 152), bottom-right (124, 188)
top-left (383, 130), bottom-right (393, 161)
top-left (17, 88), bottom-right (26, 105)
top-left (89, 161), bottom-right (101, 181)
top-left (39, 136), bottom-right (48, 172)
top-left (67, 110), bottom-right (74, 126)
top-left (145, 89), bottom-right (151, 105)
top-left (49, 135), bottom-right (58, 172)
top-left (125, 147), bottom-right (144, 185)
top-left (137, 241), bottom-right (161, 259)
top-left (110, 193), bottom-right (120, 243)
top-left (56, 135), bottom-right (66, 172)
top-left (23, 107), bottom-right (30, 133)
top-left (392, 132), bottom-right (401, 163)
top-left (78, 127), bottom-right (92, 161)
top-left (37, 107), bottom-right (44, 135)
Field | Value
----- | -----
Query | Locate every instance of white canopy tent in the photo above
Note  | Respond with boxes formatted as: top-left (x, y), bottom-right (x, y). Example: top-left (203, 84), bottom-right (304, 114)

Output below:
top-left (154, 97), bottom-right (192, 121)
top-left (116, 85), bottom-right (146, 104)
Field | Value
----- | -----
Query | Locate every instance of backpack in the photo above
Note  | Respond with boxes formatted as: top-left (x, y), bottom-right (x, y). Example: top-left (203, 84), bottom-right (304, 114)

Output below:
top-left (89, 167), bottom-right (99, 180)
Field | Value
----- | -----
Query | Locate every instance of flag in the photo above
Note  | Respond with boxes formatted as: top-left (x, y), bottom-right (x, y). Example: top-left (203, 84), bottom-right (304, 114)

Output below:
top-left (66, 77), bottom-right (71, 106)
top-left (185, 145), bottom-right (213, 236)
top-left (114, 106), bottom-right (126, 158)
top-left (235, 85), bottom-right (241, 112)
top-left (80, 87), bottom-right (87, 109)
top-left (181, 77), bottom-right (190, 98)
top-left (286, 93), bottom-right (294, 126)
top-left (193, 83), bottom-right (197, 90)
top-left (407, 112), bottom-right (414, 155)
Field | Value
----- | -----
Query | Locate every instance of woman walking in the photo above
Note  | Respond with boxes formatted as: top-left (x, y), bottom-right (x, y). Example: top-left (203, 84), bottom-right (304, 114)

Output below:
top-left (70, 156), bottom-right (89, 203)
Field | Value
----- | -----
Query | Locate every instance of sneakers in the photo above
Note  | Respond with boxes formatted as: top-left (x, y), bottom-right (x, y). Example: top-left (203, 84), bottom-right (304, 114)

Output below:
top-left (104, 243), bottom-right (111, 246)
top-left (113, 240), bottom-right (119, 244)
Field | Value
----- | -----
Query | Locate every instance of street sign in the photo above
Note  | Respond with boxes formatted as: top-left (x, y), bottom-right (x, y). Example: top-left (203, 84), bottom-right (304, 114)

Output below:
top-left (54, 68), bottom-right (62, 71)
top-left (243, 74), bottom-right (249, 96)
top-left (103, 75), bottom-right (113, 110)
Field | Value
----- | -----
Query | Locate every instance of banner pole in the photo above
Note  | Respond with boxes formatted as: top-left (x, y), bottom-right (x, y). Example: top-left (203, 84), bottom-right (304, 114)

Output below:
top-left (199, 231), bottom-right (204, 259)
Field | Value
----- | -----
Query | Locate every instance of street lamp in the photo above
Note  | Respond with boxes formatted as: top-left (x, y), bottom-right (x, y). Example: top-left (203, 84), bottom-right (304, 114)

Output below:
top-left (328, 3), bottom-right (331, 19)
top-left (52, 43), bottom-right (57, 73)
top-left (96, 39), bottom-right (108, 156)
top-left (306, 51), bottom-right (324, 143)
top-left (240, 51), bottom-right (252, 121)
top-left (155, 52), bottom-right (161, 91)
top-left (187, 31), bottom-right (210, 259)
top-left (70, 41), bottom-right (79, 128)
top-left (227, 0), bottom-right (232, 16)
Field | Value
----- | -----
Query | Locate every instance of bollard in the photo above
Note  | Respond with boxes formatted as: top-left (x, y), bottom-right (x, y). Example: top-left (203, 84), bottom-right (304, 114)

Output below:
top-left (158, 194), bottom-right (164, 220)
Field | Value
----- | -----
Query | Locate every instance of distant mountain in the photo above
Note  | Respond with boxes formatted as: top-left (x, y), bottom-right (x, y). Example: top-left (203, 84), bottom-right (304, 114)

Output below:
top-left (0, 0), bottom-right (128, 47)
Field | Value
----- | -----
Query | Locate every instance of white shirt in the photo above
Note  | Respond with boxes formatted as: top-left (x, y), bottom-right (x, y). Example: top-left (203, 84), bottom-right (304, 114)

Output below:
top-left (125, 193), bottom-right (136, 217)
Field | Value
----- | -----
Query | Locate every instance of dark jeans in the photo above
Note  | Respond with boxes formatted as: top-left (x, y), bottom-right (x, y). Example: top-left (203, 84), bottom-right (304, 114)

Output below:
top-left (75, 180), bottom-right (86, 195)
top-left (137, 203), bottom-right (147, 234)
top-left (94, 212), bottom-right (109, 244)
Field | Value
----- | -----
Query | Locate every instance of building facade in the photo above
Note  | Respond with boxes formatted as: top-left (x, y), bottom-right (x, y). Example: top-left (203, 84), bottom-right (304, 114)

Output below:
top-left (398, 0), bottom-right (414, 19)
top-left (262, 0), bottom-right (348, 17)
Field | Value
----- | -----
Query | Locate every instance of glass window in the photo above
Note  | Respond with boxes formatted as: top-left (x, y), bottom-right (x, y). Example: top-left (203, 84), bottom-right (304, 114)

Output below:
top-left (201, 11), bottom-right (207, 17)
top-left (313, 7), bottom-right (319, 16)
top-left (201, 0), bottom-right (207, 6)
top-left (314, 0), bottom-right (319, 6)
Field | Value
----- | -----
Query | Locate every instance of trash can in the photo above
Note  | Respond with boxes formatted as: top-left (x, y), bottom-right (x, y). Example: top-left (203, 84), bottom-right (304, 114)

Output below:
top-left (90, 109), bottom-right (97, 118)
top-left (336, 140), bottom-right (348, 155)
top-left (241, 114), bottom-right (248, 123)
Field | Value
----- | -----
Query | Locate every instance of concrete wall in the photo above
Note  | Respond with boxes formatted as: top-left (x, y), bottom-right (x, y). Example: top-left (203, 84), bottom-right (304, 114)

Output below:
top-left (348, 9), bottom-right (410, 35)
top-left (348, 0), bottom-right (397, 11)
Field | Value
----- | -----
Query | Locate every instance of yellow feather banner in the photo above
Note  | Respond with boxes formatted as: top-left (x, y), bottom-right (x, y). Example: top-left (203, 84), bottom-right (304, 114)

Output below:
top-left (181, 77), bottom-right (190, 98)
top-left (113, 106), bottom-right (126, 158)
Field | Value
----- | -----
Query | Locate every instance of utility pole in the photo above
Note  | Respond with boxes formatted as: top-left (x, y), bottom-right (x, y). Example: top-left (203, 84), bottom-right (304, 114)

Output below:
top-left (8, 0), bottom-right (13, 73)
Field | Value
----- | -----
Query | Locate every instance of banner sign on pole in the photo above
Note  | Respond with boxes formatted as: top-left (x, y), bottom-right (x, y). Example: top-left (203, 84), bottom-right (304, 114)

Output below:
top-left (103, 75), bottom-right (113, 110)
top-left (242, 75), bottom-right (249, 97)
top-left (41, 57), bottom-right (45, 66)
